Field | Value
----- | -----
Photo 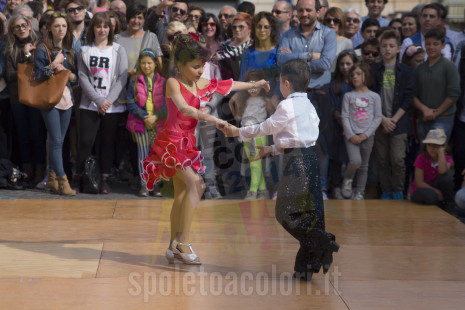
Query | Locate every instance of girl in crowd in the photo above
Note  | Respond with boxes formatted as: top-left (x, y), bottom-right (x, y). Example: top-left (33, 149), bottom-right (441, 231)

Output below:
top-left (5, 14), bottom-right (46, 187)
top-left (401, 44), bottom-right (425, 70)
top-left (341, 63), bottom-right (382, 200)
top-left (141, 34), bottom-right (269, 264)
top-left (323, 7), bottom-right (353, 72)
top-left (34, 12), bottom-right (77, 195)
top-left (230, 69), bottom-right (269, 200)
top-left (126, 49), bottom-right (166, 197)
top-left (410, 128), bottom-right (456, 210)
top-left (76, 12), bottom-right (128, 194)
top-left (329, 51), bottom-right (357, 199)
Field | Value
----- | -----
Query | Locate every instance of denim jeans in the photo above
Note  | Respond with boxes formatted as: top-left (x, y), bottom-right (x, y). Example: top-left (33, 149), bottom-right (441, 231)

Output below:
top-left (41, 107), bottom-right (72, 177)
top-left (416, 117), bottom-right (454, 142)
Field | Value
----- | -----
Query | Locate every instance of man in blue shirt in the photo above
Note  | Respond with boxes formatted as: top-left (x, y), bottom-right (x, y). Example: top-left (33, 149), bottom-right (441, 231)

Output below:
top-left (277, 0), bottom-right (336, 199)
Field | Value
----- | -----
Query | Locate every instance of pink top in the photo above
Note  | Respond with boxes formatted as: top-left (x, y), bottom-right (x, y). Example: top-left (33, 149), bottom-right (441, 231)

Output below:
top-left (410, 153), bottom-right (453, 194)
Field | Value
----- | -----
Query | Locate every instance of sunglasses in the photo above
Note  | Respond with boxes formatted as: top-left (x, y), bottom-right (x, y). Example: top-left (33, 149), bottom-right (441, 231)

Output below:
top-left (13, 23), bottom-right (28, 31)
top-left (363, 50), bottom-right (379, 57)
top-left (52, 12), bottom-right (67, 18)
top-left (201, 22), bottom-right (216, 28)
top-left (325, 17), bottom-right (340, 24)
top-left (189, 14), bottom-right (201, 20)
top-left (218, 13), bottom-right (232, 19)
top-left (346, 17), bottom-right (360, 24)
top-left (171, 7), bottom-right (186, 15)
top-left (167, 31), bottom-right (182, 42)
top-left (232, 25), bottom-right (246, 31)
top-left (272, 10), bottom-right (289, 15)
top-left (256, 24), bottom-right (271, 30)
top-left (66, 6), bottom-right (84, 14)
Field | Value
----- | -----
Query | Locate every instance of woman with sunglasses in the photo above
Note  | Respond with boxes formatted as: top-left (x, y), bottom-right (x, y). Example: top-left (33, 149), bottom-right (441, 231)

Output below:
top-left (34, 11), bottom-right (77, 195)
top-left (197, 13), bottom-right (221, 60)
top-left (76, 12), bottom-right (128, 194)
top-left (5, 14), bottom-right (47, 187)
top-left (323, 7), bottom-right (353, 72)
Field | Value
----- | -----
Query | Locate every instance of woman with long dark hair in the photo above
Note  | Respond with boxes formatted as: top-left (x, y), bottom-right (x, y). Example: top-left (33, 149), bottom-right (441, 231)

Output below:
top-left (34, 12), bottom-right (77, 195)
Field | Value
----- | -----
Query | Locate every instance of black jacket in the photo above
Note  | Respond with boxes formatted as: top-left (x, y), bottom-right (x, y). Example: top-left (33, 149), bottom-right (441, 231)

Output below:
top-left (457, 45), bottom-right (465, 120)
top-left (370, 61), bottom-right (415, 135)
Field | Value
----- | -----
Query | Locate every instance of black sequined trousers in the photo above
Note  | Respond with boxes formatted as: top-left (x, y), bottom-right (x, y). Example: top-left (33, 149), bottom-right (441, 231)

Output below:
top-left (275, 146), bottom-right (339, 274)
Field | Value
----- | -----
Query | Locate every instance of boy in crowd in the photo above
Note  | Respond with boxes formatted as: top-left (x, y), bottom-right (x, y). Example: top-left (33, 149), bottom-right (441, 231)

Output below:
top-left (413, 29), bottom-right (460, 141)
top-left (371, 30), bottom-right (414, 200)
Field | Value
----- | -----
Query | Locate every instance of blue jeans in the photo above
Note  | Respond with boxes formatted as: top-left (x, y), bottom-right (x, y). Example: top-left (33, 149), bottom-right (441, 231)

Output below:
top-left (417, 118), bottom-right (454, 142)
top-left (41, 107), bottom-right (72, 177)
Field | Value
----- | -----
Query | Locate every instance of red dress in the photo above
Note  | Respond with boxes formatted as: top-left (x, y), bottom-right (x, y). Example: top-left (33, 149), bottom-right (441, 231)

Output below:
top-left (141, 78), bottom-right (233, 190)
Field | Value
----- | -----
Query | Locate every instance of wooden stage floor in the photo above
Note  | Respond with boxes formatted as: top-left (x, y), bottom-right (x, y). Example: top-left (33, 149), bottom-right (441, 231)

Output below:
top-left (0, 198), bottom-right (464, 309)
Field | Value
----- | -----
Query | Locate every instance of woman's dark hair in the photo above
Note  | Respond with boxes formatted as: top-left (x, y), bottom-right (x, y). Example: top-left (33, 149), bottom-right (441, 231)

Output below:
top-left (108, 10), bottom-right (122, 35)
top-left (281, 59), bottom-right (310, 92)
top-left (197, 13), bottom-right (220, 39)
top-left (243, 69), bottom-right (266, 96)
top-left (126, 3), bottom-right (147, 23)
top-left (349, 62), bottom-right (372, 88)
top-left (401, 13), bottom-right (419, 36)
top-left (172, 34), bottom-right (209, 66)
top-left (332, 50), bottom-right (358, 95)
top-left (86, 12), bottom-right (114, 45)
top-left (39, 13), bottom-right (51, 33)
top-left (251, 11), bottom-right (279, 48)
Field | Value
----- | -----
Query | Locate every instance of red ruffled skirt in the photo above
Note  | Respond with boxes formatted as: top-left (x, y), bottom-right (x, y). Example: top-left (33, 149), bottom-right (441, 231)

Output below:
top-left (141, 129), bottom-right (206, 190)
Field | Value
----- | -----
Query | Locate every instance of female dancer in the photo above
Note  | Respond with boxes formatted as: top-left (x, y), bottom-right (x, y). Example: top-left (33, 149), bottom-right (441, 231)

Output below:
top-left (142, 34), bottom-right (270, 265)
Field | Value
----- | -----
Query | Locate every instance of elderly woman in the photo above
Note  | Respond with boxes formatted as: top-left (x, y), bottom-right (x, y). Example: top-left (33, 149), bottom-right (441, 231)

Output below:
top-left (323, 7), bottom-right (353, 72)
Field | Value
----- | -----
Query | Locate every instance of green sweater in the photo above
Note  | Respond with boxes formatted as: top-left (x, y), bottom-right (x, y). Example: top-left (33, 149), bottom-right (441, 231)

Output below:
top-left (413, 56), bottom-right (461, 119)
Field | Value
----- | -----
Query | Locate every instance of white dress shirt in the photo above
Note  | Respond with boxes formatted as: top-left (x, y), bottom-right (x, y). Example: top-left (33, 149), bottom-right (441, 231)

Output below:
top-left (239, 92), bottom-right (320, 155)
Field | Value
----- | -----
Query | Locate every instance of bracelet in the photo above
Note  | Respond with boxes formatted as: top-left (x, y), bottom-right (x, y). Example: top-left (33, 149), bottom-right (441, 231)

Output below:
top-left (249, 80), bottom-right (258, 95)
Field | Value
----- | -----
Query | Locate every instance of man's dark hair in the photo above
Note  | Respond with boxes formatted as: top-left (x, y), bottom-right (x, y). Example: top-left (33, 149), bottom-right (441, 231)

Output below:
top-left (297, 0), bottom-right (321, 12)
top-left (361, 17), bottom-right (380, 32)
top-left (365, 0), bottom-right (388, 4)
top-left (281, 59), bottom-right (311, 92)
top-left (421, 4), bottom-right (441, 18)
top-left (237, 1), bottom-right (255, 16)
top-left (424, 28), bottom-right (445, 43)
top-left (26, 1), bottom-right (43, 19)
top-left (431, 2), bottom-right (447, 20)
top-left (175, 0), bottom-right (189, 9)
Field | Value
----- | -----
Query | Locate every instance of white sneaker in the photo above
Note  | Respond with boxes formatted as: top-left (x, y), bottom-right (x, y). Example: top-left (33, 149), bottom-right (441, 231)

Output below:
top-left (35, 174), bottom-right (48, 189)
top-left (244, 191), bottom-right (257, 200)
top-left (342, 179), bottom-right (353, 199)
top-left (322, 190), bottom-right (329, 200)
top-left (352, 191), bottom-right (364, 200)
top-left (333, 187), bottom-right (344, 200)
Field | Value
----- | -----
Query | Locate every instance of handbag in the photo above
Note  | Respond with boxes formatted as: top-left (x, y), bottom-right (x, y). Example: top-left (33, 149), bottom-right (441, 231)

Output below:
top-left (17, 44), bottom-right (71, 110)
top-left (80, 156), bottom-right (102, 194)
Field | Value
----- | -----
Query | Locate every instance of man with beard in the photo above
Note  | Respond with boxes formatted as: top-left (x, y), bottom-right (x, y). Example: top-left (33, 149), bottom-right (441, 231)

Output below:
top-left (145, 0), bottom-right (189, 45)
top-left (277, 0), bottom-right (336, 201)
top-left (317, 0), bottom-right (328, 23)
top-left (272, 1), bottom-right (293, 36)
top-left (218, 5), bottom-right (236, 42)
top-left (62, 0), bottom-right (87, 55)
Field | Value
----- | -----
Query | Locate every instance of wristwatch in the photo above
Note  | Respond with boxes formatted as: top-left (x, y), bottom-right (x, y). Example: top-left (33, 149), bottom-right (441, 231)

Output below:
top-left (307, 52), bottom-right (313, 61)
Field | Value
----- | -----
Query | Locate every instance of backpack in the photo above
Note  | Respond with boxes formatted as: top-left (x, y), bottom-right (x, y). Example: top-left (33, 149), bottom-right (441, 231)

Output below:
top-left (80, 156), bottom-right (102, 194)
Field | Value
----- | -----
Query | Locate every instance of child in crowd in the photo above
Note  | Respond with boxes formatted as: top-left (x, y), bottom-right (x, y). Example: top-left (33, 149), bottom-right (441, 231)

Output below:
top-left (230, 69), bottom-right (268, 200)
top-left (413, 29), bottom-right (461, 141)
top-left (221, 59), bottom-right (339, 281)
top-left (401, 44), bottom-right (425, 70)
top-left (329, 51), bottom-right (357, 199)
top-left (359, 38), bottom-right (380, 65)
top-left (410, 129), bottom-right (456, 210)
top-left (371, 30), bottom-right (414, 200)
top-left (341, 63), bottom-right (382, 200)
top-left (126, 49), bottom-right (166, 197)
